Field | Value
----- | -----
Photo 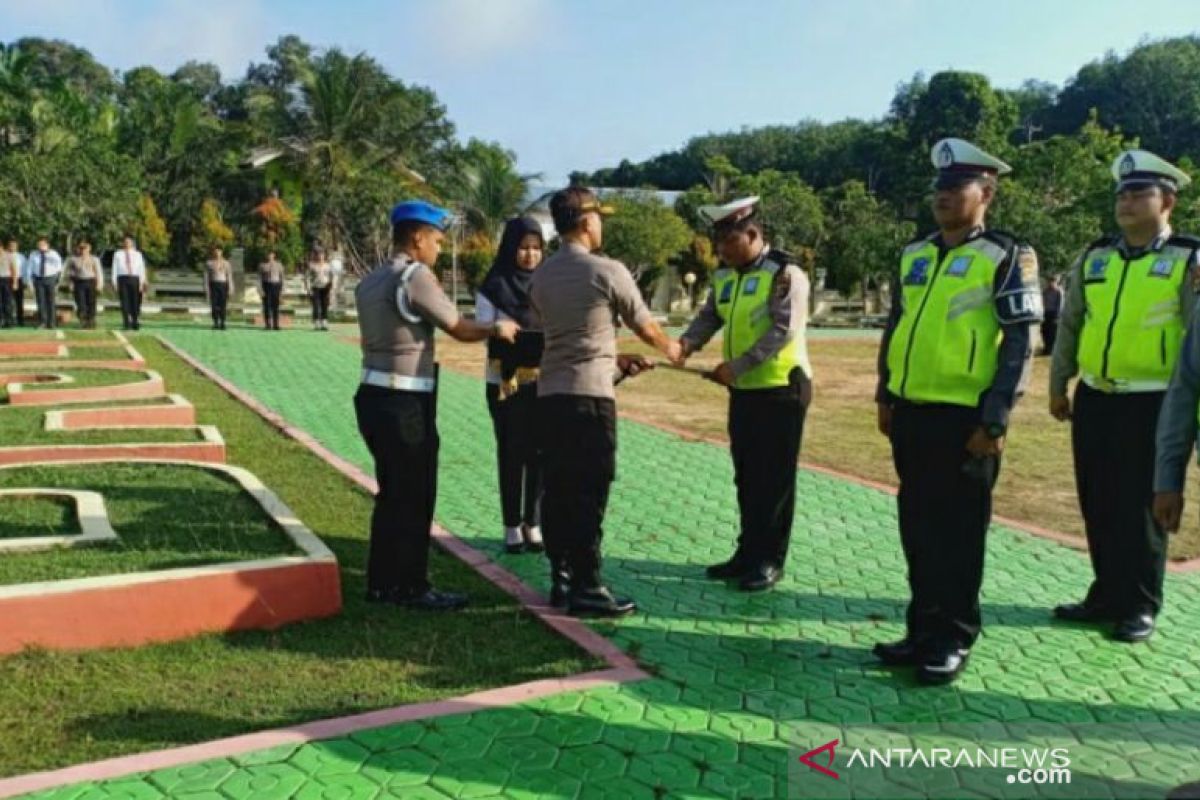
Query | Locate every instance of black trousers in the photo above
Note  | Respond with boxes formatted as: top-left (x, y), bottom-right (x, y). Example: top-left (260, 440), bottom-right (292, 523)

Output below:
top-left (1072, 383), bottom-right (1167, 617)
top-left (891, 402), bottom-right (999, 649)
top-left (0, 282), bottom-right (15, 327)
top-left (312, 286), bottom-right (331, 322)
top-left (33, 275), bottom-right (58, 328)
top-left (261, 281), bottom-right (282, 328)
top-left (539, 394), bottom-right (616, 590)
top-left (73, 279), bottom-right (97, 324)
top-left (14, 284), bottom-right (24, 326)
top-left (354, 383), bottom-right (439, 595)
top-left (727, 373), bottom-right (810, 568)
top-left (209, 281), bottom-right (228, 327)
top-left (1041, 318), bottom-right (1059, 355)
top-left (117, 275), bottom-right (141, 329)
top-left (487, 382), bottom-right (542, 528)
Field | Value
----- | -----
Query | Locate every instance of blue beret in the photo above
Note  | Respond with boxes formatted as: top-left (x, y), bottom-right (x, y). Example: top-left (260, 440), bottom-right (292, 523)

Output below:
top-left (390, 200), bottom-right (453, 230)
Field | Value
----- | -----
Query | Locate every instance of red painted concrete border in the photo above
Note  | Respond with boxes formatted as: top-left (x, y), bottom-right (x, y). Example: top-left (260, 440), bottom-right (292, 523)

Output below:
top-left (157, 336), bottom-right (647, 674)
top-left (0, 560), bottom-right (340, 656)
top-left (0, 342), bottom-right (61, 356)
top-left (0, 665), bottom-right (642, 799)
top-left (0, 439), bottom-right (224, 467)
top-left (0, 359), bottom-right (144, 372)
top-left (8, 372), bottom-right (164, 406)
top-left (51, 397), bottom-right (195, 429)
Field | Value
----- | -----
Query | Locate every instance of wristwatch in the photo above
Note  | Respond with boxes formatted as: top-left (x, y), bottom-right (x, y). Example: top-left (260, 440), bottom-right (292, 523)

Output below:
top-left (985, 423), bottom-right (1006, 439)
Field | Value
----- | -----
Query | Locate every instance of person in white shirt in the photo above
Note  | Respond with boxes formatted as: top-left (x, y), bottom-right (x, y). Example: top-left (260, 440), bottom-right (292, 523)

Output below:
top-left (27, 238), bottom-right (64, 329)
top-left (112, 235), bottom-right (147, 330)
top-left (0, 239), bottom-right (21, 328)
top-left (10, 240), bottom-right (28, 327)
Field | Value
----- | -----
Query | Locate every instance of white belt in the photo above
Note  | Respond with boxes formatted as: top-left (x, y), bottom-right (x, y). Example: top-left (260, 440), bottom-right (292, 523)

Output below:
top-left (361, 369), bottom-right (436, 393)
top-left (1081, 373), bottom-right (1169, 394)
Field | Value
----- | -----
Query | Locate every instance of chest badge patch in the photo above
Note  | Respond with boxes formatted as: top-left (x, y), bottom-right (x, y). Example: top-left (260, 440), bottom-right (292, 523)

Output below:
top-left (1087, 257), bottom-right (1108, 280)
top-left (905, 257), bottom-right (931, 286)
top-left (719, 281), bottom-right (734, 303)
top-left (743, 276), bottom-right (761, 295)
top-left (1150, 258), bottom-right (1176, 279)
top-left (946, 255), bottom-right (974, 277)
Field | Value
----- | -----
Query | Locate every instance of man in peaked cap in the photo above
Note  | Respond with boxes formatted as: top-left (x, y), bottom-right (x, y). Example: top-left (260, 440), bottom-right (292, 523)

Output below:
top-left (1051, 150), bottom-right (1199, 643)
top-left (874, 138), bottom-right (1043, 684)
top-left (674, 196), bottom-right (813, 592)
top-left (354, 199), bottom-right (518, 611)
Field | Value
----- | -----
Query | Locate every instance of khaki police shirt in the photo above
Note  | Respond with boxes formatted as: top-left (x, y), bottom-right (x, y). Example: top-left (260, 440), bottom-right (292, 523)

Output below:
top-left (530, 241), bottom-right (653, 399)
top-left (260, 260), bottom-right (285, 284)
top-left (357, 256), bottom-right (460, 378)
top-left (66, 255), bottom-right (102, 281)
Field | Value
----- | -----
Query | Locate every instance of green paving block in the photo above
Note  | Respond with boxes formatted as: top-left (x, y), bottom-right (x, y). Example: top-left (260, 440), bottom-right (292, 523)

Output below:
top-left (554, 744), bottom-right (629, 782)
top-left (641, 703), bottom-right (711, 733)
top-left (599, 724), bottom-right (671, 756)
top-left (417, 727), bottom-right (495, 762)
top-left (626, 751), bottom-right (702, 791)
top-left (147, 760), bottom-right (236, 794)
top-left (499, 767), bottom-right (582, 800)
top-left (294, 774), bottom-right (382, 800)
top-left (360, 750), bottom-right (439, 788)
top-left (218, 764), bottom-right (308, 800)
top-left (350, 724), bottom-right (426, 753)
top-left (287, 741), bottom-right (371, 777)
top-left (667, 730), bottom-right (740, 766)
top-left (532, 715), bottom-right (605, 749)
top-left (428, 758), bottom-right (509, 799)
top-left (576, 776), bottom-right (658, 800)
top-left (577, 692), bottom-right (647, 726)
top-left (379, 786), bottom-right (452, 800)
top-left (234, 745), bottom-right (302, 767)
top-left (483, 736), bottom-right (558, 772)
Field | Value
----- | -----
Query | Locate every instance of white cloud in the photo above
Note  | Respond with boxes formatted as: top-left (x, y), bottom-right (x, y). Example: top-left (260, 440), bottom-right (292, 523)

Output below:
top-left (414, 0), bottom-right (561, 64)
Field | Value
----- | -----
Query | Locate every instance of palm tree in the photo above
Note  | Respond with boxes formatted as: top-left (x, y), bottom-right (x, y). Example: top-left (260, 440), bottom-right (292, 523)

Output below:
top-left (0, 43), bottom-right (32, 150)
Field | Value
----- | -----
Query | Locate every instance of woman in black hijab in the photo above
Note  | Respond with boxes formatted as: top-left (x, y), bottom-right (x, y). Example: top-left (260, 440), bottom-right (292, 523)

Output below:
top-left (476, 216), bottom-right (546, 554)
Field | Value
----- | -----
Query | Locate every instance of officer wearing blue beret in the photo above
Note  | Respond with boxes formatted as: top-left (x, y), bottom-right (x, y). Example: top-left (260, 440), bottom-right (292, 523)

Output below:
top-left (355, 200), bottom-right (518, 611)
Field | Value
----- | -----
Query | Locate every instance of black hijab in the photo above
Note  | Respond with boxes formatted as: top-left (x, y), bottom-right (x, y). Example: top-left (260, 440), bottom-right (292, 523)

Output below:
top-left (478, 216), bottom-right (543, 329)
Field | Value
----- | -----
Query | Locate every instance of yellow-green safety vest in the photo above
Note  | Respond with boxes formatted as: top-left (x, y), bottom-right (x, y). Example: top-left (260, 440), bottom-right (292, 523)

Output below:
top-left (712, 252), bottom-right (809, 390)
top-left (885, 233), bottom-right (1010, 406)
top-left (1077, 237), bottom-right (1196, 390)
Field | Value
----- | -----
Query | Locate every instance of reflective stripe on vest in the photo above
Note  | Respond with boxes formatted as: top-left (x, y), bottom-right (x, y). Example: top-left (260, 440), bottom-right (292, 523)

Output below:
top-left (885, 235), bottom-right (1005, 406)
top-left (712, 258), bottom-right (803, 390)
top-left (1077, 244), bottom-right (1189, 386)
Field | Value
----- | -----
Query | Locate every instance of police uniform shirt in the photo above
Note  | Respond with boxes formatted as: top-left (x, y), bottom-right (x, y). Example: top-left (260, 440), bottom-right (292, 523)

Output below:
top-left (1, 251), bottom-right (20, 283)
top-left (206, 259), bottom-right (231, 283)
top-left (1049, 227), bottom-right (1200, 398)
top-left (530, 242), bottom-right (652, 400)
top-left (681, 247), bottom-right (812, 379)
top-left (356, 255), bottom-right (459, 379)
top-left (876, 226), bottom-right (1041, 431)
top-left (307, 261), bottom-right (333, 289)
top-left (66, 255), bottom-right (102, 282)
top-left (27, 249), bottom-right (63, 278)
top-left (260, 259), bottom-right (285, 284)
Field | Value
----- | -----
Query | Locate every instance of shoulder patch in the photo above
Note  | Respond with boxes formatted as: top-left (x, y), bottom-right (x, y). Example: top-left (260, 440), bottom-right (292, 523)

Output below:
top-left (1017, 246), bottom-right (1039, 287)
top-left (1168, 233), bottom-right (1200, 251)
top-left (767, 248), bottom-right (796, 266)
top-left (981, 229), bottom-right (1018, 249)
top-left (1086, 234), bottom-right (1117, 251)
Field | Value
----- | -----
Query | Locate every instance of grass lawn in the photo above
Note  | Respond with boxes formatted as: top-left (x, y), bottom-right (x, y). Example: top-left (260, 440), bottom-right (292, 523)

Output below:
top-left (0, 335), bottom-right (596, 777)
top-left (437, 335), bottom-right (1200, 560)
top-left (0, 463), bottom-right (298, 585)
top-left (0, 495), bottom-right (75, 539)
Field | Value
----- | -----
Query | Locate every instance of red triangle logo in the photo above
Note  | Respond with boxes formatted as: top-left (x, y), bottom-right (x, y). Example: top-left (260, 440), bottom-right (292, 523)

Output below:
top-left (799, 739), bottom-right (840, 779)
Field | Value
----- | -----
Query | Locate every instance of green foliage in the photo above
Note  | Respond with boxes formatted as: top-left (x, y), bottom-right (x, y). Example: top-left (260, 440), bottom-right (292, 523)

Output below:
top-left (600, 194), bottom-right (693, 286)
top-left (191, 198), bottom-right (234, 264)
top-left (819, 181), bottom-right (915, 296)
top-left (130, 194), bottom-right (170, 265)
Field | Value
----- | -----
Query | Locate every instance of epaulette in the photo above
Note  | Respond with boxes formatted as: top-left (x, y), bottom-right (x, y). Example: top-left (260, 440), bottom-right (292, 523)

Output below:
top-left (1167, 233), bottom-right (1200, 250)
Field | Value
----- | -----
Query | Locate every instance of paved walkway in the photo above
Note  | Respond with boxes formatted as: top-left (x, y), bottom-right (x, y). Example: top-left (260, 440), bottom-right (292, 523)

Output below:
top-left (28, 326), bottom-right (1200, 799)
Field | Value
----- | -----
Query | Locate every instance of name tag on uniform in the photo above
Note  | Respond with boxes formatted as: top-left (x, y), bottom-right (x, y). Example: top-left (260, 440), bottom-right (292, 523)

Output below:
top-left (743, 276), bottom-right (761, 295)
top-left (905, 258), bottom-right (931, 286)
top-left (718, 282), bottom-right (734, 303)
top-left (945, 255), bottom-right (973, 277)
top-left (1086, 257), bottom-right (1108, 281)
top-left (1150, 258), bottom-right (1176, 279)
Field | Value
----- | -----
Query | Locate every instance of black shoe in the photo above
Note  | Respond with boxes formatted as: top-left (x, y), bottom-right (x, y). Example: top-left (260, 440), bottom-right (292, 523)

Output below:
top-left (916, 646), bottom-right (970, 685)
top-left (705, 555), bottom-right (747, 580)
top-left (1111, 613), bottom-right (1155, 643)
top-left (568, 586), bottom-right (637, 618)
top-left (1053, 601), bottom-right (1113, 623)
top-left (738, 563), bottom-right (782, 592)
top-left (366, 587), bottom-right (468, 611)
top-left (549, 582), bottom-right (570, 609)
top-left (873, 637), bottom-right (925, 666)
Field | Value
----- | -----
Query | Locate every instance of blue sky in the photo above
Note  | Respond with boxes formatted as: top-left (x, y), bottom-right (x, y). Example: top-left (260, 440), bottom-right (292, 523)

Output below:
top-left (3, 0), bottom-right (1199, 183)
